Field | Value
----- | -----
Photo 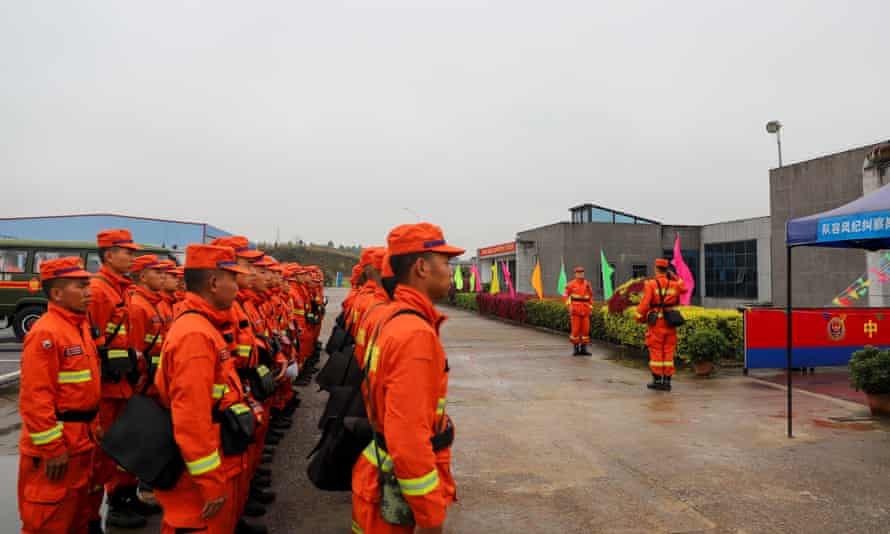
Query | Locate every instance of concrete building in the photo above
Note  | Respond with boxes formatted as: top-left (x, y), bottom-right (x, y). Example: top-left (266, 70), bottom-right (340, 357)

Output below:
top-left (0, 213), bottom-right (232, 253)
top-left (771, 141), bottom-right (890, 307)
top-left (505, 203), bottom-right (770, 308)
top-left (477, 242), bottom-right (517, 288)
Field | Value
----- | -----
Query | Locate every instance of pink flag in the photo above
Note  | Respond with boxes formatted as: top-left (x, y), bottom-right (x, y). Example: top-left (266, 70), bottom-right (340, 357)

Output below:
top-left (502, 261), bottom-right (516, 298)
top-left (471, 264), bottom-right (482, 292)
top-left (671, 234), bottom-right (695, 306)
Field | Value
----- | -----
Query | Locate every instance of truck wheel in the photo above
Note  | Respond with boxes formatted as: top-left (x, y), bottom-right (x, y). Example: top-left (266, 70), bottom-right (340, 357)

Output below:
top-left (13, 305), bottom-right (45, 340)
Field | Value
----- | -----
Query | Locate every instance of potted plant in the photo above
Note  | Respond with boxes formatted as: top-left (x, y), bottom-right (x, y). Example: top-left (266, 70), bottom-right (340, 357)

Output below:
top-left (683, 329), bottom-right (730, 377)
top-left (849, 346), bottom-right (890, 416)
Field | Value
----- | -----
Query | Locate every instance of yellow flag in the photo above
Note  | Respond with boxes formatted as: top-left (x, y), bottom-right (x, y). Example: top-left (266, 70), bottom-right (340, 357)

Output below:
top-left (489, 262), bottom-right (500, 294)
top-left (531, 260), bottom-right (543, 299)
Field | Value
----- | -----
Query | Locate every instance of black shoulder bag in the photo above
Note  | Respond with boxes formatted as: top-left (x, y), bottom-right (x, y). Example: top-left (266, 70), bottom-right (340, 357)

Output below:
top-left (652, 278), bottom-right (685, 328)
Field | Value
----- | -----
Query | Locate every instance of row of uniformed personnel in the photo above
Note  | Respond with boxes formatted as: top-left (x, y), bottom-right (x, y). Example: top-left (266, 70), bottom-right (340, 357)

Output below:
top-left (18, 229), bottom-right (326, 534)
top-left (337, 223), bottom-right (464, 534)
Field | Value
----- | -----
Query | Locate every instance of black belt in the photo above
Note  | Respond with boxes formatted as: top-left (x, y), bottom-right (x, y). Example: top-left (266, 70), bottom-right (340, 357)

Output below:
top-left (571, 297), bottom-right (591, 302)
top-left (375, 418), bottom-right (454, 453)
top-left (56, 409), bottom-right (99, 423)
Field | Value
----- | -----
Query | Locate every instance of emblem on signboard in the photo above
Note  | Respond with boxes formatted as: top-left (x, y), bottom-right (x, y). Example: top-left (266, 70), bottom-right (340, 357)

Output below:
top-left (827, 315), bottom-right (846, 341)
top-left (28, 278), bottom-right (40, 293)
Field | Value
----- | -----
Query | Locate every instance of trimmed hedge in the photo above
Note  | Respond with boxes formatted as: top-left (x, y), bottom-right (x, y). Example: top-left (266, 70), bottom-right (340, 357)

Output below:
top-left (452, 292), bottom-right (743, 361)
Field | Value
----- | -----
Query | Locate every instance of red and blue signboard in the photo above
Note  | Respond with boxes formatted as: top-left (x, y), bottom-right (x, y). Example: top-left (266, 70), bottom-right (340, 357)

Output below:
top-left (744, 307), bottom-right (890, 369)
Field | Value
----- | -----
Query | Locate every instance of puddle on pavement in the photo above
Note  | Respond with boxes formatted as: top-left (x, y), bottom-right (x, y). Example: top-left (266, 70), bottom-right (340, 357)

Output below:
top-left (646, 397), bottom-right (676, 412)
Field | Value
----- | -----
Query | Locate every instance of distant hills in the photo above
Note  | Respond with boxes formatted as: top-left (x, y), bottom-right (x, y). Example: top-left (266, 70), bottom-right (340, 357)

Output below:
top-left (257, 243), bottom-right (359, 286)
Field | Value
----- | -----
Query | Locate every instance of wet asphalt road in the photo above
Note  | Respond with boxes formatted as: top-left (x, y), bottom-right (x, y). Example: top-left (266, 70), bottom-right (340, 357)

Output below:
top-left (5, 293), bottom-right (890, 532)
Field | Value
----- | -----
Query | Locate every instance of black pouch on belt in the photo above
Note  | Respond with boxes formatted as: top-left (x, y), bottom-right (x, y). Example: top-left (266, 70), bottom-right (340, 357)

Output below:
top-left (216, 403), bottom-right (255, 456)
top-left (236, 366), bottom-right (276, 402)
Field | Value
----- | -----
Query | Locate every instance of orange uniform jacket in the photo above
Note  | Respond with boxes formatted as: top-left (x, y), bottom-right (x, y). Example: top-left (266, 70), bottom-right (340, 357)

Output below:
top-left (154, 294), bottom-right (246, 510)
top-left (352, 286), bottom-right (456, 529)
top-left (635, 274), bottom-right (687, 325)
top-left (353, 285), bottom-right (392, 365)
top-left (347, 280), bottom-right (378, 336)
top-left (19, 303), bottom-right (102, 460)
top-left (128, 285), bottom-right (165, 390)
top-left (158, 292), bottom-right (176, 332)
top-left (89, 266), bottom-right (133, 401)
top-left (563, 279), bottom-right (594, 316)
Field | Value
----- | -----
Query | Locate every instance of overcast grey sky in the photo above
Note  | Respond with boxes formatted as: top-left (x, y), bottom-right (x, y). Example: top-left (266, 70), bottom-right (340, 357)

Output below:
top-left (2, 1), bottom-right (888, 256)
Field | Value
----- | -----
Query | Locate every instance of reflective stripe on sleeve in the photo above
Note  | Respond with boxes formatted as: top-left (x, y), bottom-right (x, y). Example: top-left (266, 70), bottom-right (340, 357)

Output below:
top-left (436, 397), bottom-right (446, 416)
top-left (229, 403), bottom-right (251, 415)
top-left (356, 329), bottom-right (366, 346)
top-left (212, 384), bottom-right (228, 399)
top-left (237, 345), bottom-right (251, 358)
top-left (30, 423), bottom-right (64, 446)
top-left (397, 469), bottom-right (440, 497)
top-left (351, 520), bottom-right (364, 534)
top-left (107, 349), bottom-right (129, 360)
top-left (105, 323), bottom-right (126, 335)
top-left (58, 369), bottom-right (92, 384)
top-left (144, 334), bottom-right (161, 344)
top-left (186, 450), bottom-right (221, 475)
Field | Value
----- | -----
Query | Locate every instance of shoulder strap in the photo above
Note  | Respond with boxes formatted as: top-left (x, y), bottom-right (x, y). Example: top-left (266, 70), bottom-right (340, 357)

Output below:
top-left (91, 274), bottom-right (129, 346)
top-left (363, 308), bottom-right (431, 466)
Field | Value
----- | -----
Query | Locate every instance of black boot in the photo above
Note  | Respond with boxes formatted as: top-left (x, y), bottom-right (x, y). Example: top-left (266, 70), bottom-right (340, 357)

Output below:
top-left (132, 482), bottom-right (162, 516)
top-left (105, 489), bottom-right (148, 529)
top-left (267, 428), bottom-right (285, 440)
top-left (255, 466), bottom-right (272, 477)
top-left (572, 344), bottom-right (580, 356)
top-left (580, 344), bottom-right (592, 356)
top-left (88, 520), bottom-right (104, 534)
top-left (662, 376), bottom-right (672, 392)
top-left (236, 517), bottom-right (270, 534)
top-left (261, 453), bottom-right (274, 464)
top-left (647, 374), bottom-right (661, 390)
top-left (250, 486), bottom-right (277, 505)
top-left (242, 498), bottom-right (267, 517)
top-left (253, 474), bottom-right (272, 488)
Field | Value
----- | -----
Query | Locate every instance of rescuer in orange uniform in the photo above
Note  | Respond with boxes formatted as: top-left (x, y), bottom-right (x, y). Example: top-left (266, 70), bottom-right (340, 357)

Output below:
top-left (153, 244), bottom-right (251, 534)
top-left (635, 259), bottom-right (687, 392)
top-left (352, 223), bottom-right (463, 534)
top-left (18, 257), bottom-right (101, 534)
top-left (352, 249), bottom-right (391, 364)
top-left (128, 254), bottom-right (166, 397)
top-left (156, 260), bottom-right (178, 332)
top-left (563, 266), bottom-right (594, 356)
top-left (87, 229), bottom-right (147, 530)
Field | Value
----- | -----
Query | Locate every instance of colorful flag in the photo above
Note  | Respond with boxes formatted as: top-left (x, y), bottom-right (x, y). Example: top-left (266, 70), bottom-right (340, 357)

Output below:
top-left (600, 250), bottom-right (615, 299)
top-left (489, 262), bottom-right (500, 294)
top-left (557, 259), bottom-right (567, 296)
top-left (454, 265), bottom-right (464, 291)
top-left (671, 234), bottom-right (695, 306)
top-left (531, 259), bottom-right (543, 299)
top-left (502, 261), bottom-right (516, 298)
top-left (470, 264), bottom-right (480, 292)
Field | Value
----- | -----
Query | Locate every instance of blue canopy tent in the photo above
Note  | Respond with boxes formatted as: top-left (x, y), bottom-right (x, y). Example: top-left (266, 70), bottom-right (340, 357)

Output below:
top-left (784, 181), bottom-right (890, 436)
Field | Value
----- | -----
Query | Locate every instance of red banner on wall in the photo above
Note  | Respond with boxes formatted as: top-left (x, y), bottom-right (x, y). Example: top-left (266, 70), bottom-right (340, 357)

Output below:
top-left (478, 242), bottom-right (516, 258)
top-left (744, 307), bottom-right (890, 368)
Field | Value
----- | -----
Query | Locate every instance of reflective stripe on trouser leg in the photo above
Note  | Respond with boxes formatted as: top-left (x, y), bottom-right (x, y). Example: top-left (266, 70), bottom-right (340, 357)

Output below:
top-left (648, 328), bottom-right (677, 377)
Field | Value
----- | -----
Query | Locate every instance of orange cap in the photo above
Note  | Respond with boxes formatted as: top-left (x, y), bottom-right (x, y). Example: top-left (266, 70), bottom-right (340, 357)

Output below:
top-left (39, 257), bottom-right (91, 281)
top-left (131, 254), bottom-right (162, 273)
top-left (350, 264), bottom-right (363, 284)
top-left (253, 255), bottom-right (275, 268)
top-left (157, 260), bottom-right (176, 271)
top-left (265, 257), bottom-right (284, 273)
top-left (380, 251), bottom-right (394, 278)
top-left (184, 244), bottom-right (250, 274)
top-left (574, 266), bottom-right (584, 273)
top-left (386, 223), bottom-right (464, 257)
top-left (210, 236), bottom-right (264, 260)
top-left (655, 258), bottom-right (670, 268)
top-left (359, 247), bottom-right (384, 268)
top-left (97, 229), bottom-right (142, 250)
top-left (170, 266), bottom-right (184, 278)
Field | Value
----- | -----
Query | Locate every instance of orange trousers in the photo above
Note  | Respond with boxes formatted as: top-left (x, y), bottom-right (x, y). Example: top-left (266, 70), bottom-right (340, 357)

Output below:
top-left (569, 314), bottom-right (590, 344)
top-left (156, 473), bottom-right (236, 533)
top-left (19, 451), bottom-right (93, 534)
top-left (646, 325), bottom-right (677, 377)
top-left (352, 494), bottom-right (415, 534)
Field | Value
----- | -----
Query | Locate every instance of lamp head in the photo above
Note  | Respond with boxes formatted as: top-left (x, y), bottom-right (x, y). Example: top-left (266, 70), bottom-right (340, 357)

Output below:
top-left (766, 120), bottom-right (782, 134)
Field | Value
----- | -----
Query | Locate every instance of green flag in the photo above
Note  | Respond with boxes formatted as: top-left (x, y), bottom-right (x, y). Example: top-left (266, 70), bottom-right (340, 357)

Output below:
top-left (557, 259), bottom-right (567, 295)
top-left (601, 250), bottom-right (615, 299)
top-left (454, 266), bottom-right (464, 290)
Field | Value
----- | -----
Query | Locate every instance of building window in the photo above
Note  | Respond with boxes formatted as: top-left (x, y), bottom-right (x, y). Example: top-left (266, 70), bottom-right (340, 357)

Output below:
top-left (704, 240), bottom-right (757, 299)
top-left (33, 251), bottom-right (69, 273)
top-left (615, 214), bottom-right (635, 224)
top-left (0, 250), bottom-right (28, 273)
top-left (86, 252), bottom-right (102, 273)
top-left (590, 207), bottom-right (613, 223)
top-left (632, 264), bottom-right (647, 279)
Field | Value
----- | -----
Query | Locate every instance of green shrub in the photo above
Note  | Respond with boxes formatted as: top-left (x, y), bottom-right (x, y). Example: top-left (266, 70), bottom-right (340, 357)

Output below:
top-left (682, 329), bottom-right (731, 364)
top-left (525, 299), bottom-right (571, 332)
top-left (850, 346), bottom-right (890, 394)
top-left (454, 293), bottom-right (479, 312)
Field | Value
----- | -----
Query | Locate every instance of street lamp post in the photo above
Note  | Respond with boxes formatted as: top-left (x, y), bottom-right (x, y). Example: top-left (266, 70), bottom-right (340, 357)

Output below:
top-left (766, 120), bottom-right (783, 167)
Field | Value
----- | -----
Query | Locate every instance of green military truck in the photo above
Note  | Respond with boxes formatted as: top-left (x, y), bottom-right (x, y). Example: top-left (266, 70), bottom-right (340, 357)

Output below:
top-left (0, 240), bottom-right (177, 340)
